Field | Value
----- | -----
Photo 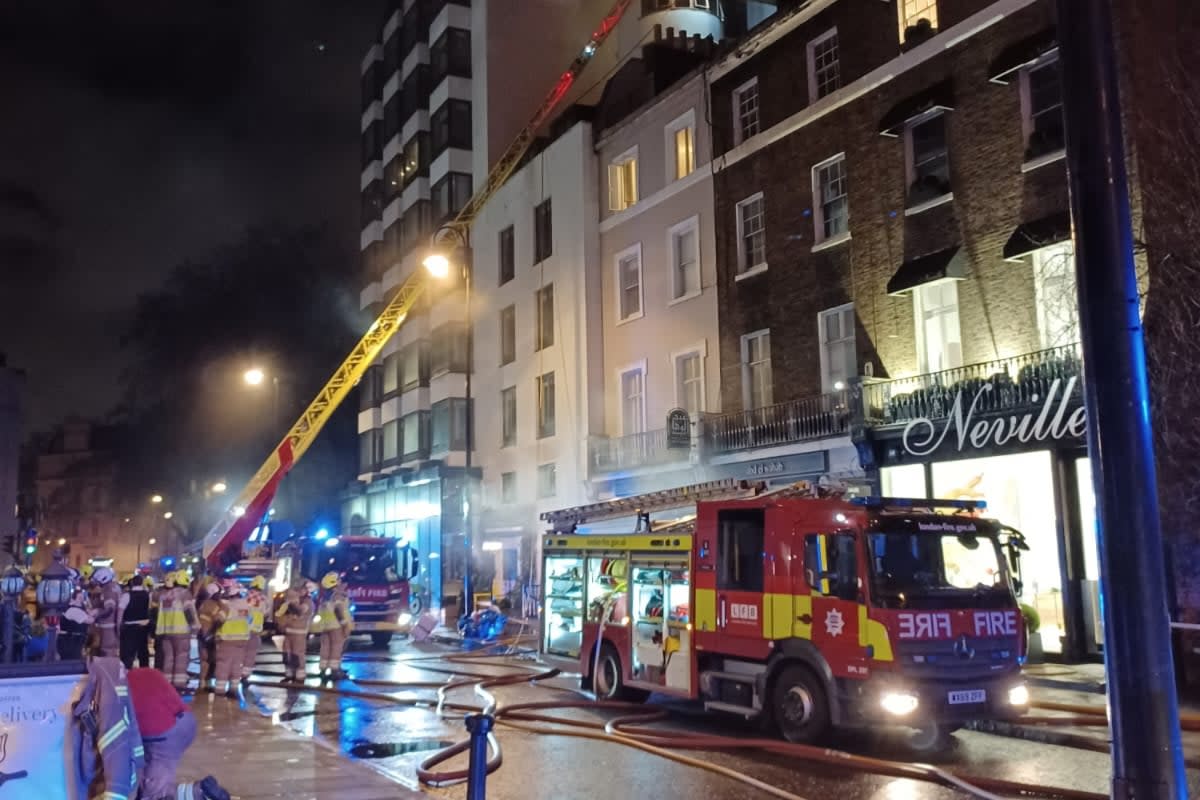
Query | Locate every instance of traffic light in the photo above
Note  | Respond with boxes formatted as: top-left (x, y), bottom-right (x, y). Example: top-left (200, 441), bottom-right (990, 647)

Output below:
top-left (24, 530), bottom-right (37, 556)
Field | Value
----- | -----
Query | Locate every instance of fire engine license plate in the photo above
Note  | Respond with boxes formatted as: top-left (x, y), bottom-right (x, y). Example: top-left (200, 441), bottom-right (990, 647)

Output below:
top-left (948, 689), bottom-right (986, 705)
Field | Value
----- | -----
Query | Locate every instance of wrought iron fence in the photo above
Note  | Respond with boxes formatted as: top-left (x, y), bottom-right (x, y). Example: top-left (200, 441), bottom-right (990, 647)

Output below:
top-left (861, 342), bottom-right (1083, 425)
top-left (703, 390), bottom-right (850, 456)
top-left (590, 428), bottom-right (686, 472)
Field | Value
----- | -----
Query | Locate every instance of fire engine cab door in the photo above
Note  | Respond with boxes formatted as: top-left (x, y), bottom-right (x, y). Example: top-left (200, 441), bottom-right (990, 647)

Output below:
top-left (802, 531), bottom-right (865, 677)
top-left (714, 509), bottom-right (768, 655)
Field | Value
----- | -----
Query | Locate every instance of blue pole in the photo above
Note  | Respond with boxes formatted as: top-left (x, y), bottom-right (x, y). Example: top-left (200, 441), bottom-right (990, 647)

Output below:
top-left (1054, 0), bottom-right (1186, 797)
top-left (464, 713), bottom-right (493, 800)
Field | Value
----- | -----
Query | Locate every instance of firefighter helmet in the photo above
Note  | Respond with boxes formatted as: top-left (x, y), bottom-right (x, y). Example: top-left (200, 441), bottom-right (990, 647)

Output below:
top-left (81, 564), bottom-right (94, 580)
top-left (250, 575), bottom-right (266, 591)
top-left (143, 576), bottom-right (155, 589)
top-left (163, 572), bottom-right (177, 589)
top-left (321, 572), bottom-right (339, 590)
top-left (92, 566), bottom-right (115, 586)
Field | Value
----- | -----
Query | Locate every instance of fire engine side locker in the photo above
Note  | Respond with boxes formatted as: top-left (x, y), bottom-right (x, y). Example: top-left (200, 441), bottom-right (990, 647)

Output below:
top-left (541, 534), bottom-right (698, 700)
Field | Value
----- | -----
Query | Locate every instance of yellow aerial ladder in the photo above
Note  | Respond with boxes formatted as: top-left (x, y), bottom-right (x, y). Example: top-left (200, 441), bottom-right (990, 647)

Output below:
top-left (204, 0), bottom-right (635, 568)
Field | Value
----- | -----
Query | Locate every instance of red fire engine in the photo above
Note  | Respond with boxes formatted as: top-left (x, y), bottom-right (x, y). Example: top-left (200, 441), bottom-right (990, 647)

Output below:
top-left (540, 479), bottom-right (1030, 749)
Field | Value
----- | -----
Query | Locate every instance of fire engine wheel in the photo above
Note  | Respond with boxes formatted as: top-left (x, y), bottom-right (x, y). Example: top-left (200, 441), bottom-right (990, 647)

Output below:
top-left (771, 664), bottom-right (830, 744)
top-left (370, 633), bottom-right (393, 648)
top-left (593, 644), bottom-right (649, 703)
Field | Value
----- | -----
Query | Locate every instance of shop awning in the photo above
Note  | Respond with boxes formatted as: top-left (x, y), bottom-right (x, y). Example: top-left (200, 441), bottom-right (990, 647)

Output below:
top-left (988, 27), bottom-right (1058, 84)
top-left (878, 80), bottom-right (955, 137)
top-left (886, 246), bottom-right (967, 295)
top-left (1002, 211), bottom-right (1072, 261)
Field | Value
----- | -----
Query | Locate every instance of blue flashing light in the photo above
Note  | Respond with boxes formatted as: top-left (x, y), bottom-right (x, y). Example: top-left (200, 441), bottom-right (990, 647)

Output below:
top-left (325, 537), bottom-right (339, 548)
top-left (161, 557), bottom-right (176, 568)
top-left (314, 528), bottom-right (330, 541)
top-left (349, 604), bottom-right (357, 614)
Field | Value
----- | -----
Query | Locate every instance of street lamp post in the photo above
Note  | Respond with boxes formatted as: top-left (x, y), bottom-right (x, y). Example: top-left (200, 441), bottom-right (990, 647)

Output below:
top-left (424, 225), bottom-right (474, 620)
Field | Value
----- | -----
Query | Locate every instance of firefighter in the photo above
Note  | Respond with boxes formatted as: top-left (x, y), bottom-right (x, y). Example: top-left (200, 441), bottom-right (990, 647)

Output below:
top-left (60, 568), bottom-right (93, 660)
top-left (71, 656), bottom-right (143, 800)
top-left (276, 580), bottom-right (314, 683)
top-left (126, 666), bottom-right (232, 800)
top-left (212, 578), bottom-right (250, 697)
top-left (157, 570), bottom-right (200, 691)
top-left (90, 566), bottom-right (121, 657)
top-left (118, 574), bottom-right (152, 668)
top-left (312, 571), bottom-right (352, 682)
top-left (241, 575), bottom-right (267, 685)
top-left (196, 581), bottom-right (223, 692)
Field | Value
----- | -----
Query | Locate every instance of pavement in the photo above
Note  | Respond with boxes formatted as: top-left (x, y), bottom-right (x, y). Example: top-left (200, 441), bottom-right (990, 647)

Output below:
top-left (176, 641), bottom-right (1200, 800)
top-left (179, 689), bottom-right (425, 800)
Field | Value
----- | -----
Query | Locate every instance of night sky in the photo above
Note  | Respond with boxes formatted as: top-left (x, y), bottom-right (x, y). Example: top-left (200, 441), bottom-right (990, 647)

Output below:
top-left (0, 1), bottom-right (383, 429)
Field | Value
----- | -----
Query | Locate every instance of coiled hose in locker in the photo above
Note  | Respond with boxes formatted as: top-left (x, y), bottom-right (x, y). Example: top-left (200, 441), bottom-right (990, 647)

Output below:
top-left (249, 651), bottom-right (1109, 800)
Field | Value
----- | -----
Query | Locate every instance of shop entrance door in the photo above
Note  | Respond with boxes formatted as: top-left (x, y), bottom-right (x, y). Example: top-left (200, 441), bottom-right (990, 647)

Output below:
top-left (930, 451), bottom-right (1066, 654)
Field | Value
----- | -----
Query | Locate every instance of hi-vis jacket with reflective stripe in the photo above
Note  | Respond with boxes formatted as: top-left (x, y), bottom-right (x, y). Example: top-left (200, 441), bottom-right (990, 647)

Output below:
top-left (72, 656), bottom-right (146, 800)
top-left (156, 587), bottom-right (198, 636)
top-left (311, 589), bottom-right (351, 634)
top-left (216, 595), bottom-right (251, 641)
top-left (247, 589), bottom-right (266, 635)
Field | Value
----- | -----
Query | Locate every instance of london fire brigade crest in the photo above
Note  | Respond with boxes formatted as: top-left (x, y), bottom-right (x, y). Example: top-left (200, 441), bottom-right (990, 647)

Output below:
top-left (824, 608), bottom-right (845, 637)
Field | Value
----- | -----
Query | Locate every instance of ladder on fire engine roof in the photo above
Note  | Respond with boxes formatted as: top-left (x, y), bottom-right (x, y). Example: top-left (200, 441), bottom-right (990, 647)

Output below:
top-left (540, 479), bottom-right (769, 534)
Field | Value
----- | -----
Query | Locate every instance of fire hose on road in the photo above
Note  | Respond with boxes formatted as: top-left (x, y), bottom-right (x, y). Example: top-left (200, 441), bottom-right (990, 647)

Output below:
top-left (247, 648), bottom-right (1112, 800)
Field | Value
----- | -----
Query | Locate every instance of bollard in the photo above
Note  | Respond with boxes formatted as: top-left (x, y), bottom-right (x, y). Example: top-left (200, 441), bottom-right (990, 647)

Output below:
top-left (464, 713), bottom-right (494, 800)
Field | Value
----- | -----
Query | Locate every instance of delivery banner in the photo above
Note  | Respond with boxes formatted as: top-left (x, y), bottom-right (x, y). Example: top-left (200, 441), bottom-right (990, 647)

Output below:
top-left (0, 672), bottom-right (87, 798)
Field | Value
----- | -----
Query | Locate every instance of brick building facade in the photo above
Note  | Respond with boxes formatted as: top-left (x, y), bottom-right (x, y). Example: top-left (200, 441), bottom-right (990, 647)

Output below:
top-left (707, 0), bottom-right (1111, 661)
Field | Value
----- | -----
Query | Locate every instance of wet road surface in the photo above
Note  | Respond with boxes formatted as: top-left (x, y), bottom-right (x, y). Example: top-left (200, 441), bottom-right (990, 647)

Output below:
top-left (240, 637), bottom-right (1200, 799)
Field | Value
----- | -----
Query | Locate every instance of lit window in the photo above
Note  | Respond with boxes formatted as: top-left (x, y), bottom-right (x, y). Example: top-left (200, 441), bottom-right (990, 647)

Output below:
top-left (733, 78), bottom-right (760, 145)
top-left (813, 155), bottom-right (849, 243)
top-left (906, 113), bottom-right (950, 206)
top-left (736, 193), bottom-right (766, 274)
top-left (608, 148), bottom-right (639, 211)
top-left (499, 305), bottom-right (516, 365)
top-left (818, 305), bottom-right (857, 392)
top-left (536, 372), bottom-right (556, 439)
top-left (1022, 56), bottom-right (1065, 162)
top-left (620, 367), bottom-right (645, 436)
top-left (914, 281), bottom-right (963, 373)
top-left (666, 111), bottom-right (696, 180)
top-left (899, 0), bottom-right (938, 41)
top-left (741, 330), bottom-right (772, 410)
top-left (807, 29), bottom-right (840, 102)
top-left (674, 350), bottom-right (704, 416)
top-left (1032, 242), bottom-right (1079, 348)
top-left (501, 386), bottom-right (517, 447)
top-left (669, 217), bottom-right (700, 301)
top-left (535, 284), bottom-right (555, 351)
top-left (616, 246), bottom-right (643, 322)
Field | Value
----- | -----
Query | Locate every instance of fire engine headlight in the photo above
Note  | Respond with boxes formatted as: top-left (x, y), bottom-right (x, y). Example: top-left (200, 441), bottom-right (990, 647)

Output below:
top-left (397, 613), bottom-right (413, 626)
top-left (1008, 684), bottom-right (1030, 706)
top-left (880, 691), bottom-right (920, 716)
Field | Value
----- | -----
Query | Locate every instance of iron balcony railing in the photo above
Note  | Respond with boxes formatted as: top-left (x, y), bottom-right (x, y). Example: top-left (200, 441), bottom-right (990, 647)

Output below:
top-left (862, 342), bottom-right (1083, 425)
top-left (703, 390), bottom-right (851, 456)
top-left (590, 428), bottom-right (687, 472)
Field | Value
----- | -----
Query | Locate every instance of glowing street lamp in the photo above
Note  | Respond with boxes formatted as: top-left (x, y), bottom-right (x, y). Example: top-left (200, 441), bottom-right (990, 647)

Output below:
top-left (150, 494), bottom-right (163, 504)
top-left (212, 481), bottom-right (228, 494)
top-left (148, 538), bottom-right (157, 545)
top-left (163, 511), bottom-right (173, 520)
top-left (422, 252), bottom-right (451, 279)
top-left (243, 368), bottom-right (265, 386)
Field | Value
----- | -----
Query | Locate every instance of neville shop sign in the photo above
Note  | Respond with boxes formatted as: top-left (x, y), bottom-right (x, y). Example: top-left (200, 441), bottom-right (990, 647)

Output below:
top-left (899, 376), bottom-right (1087, 458)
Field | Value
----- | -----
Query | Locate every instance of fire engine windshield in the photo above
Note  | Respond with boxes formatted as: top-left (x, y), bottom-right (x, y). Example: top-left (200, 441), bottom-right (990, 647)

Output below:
top-left (867, 517), bottom-right (1012, 609)
top-left (322, 544), bottom-right (399, 584)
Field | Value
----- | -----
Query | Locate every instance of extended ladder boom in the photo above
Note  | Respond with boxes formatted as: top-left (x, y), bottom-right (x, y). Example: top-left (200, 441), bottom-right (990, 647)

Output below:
top-left (204, 0), bottom-right (634, 568)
